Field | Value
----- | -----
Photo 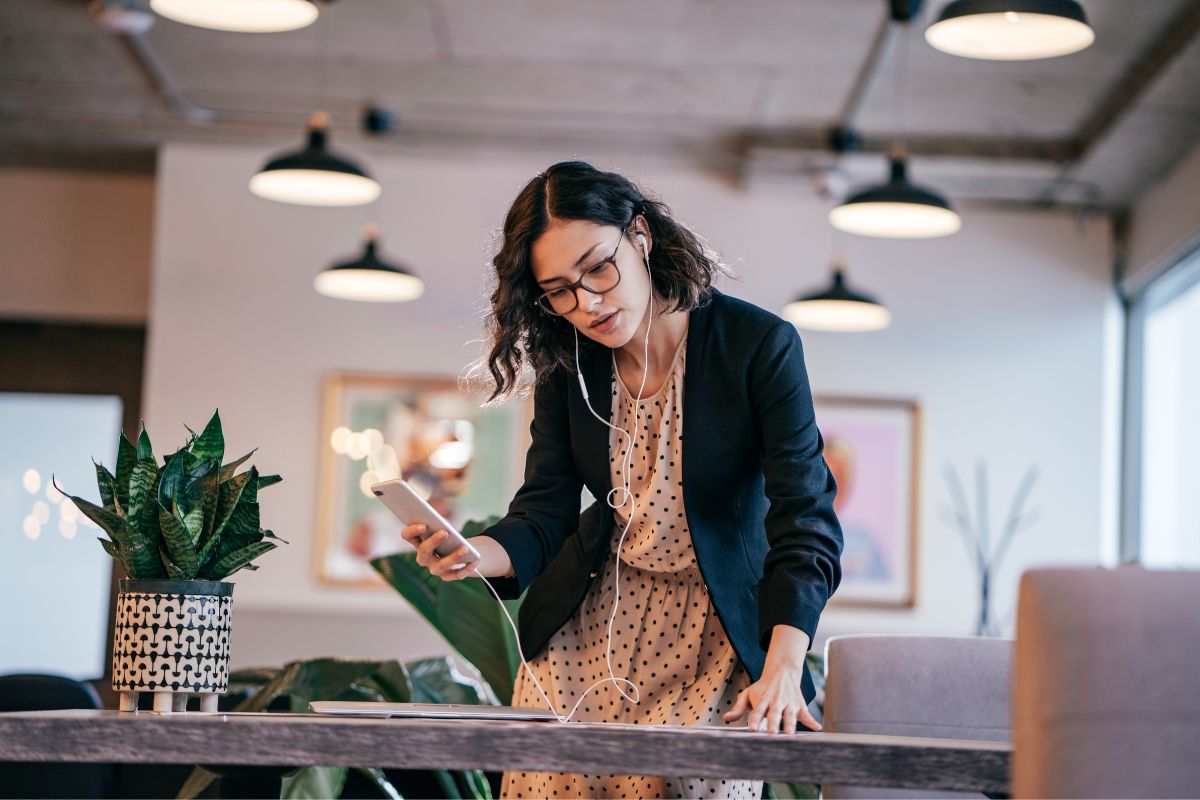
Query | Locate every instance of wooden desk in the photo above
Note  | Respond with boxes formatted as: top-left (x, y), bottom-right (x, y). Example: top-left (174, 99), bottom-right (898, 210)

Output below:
top-left (0, 709), bottom-right (1009, 794)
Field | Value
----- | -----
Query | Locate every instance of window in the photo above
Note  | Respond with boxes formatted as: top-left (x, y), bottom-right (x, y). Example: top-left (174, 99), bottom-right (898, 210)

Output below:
top-left (0, 393), bottom-right (123, 679)
top-left (1130, 249), bottom-right (1200, 568)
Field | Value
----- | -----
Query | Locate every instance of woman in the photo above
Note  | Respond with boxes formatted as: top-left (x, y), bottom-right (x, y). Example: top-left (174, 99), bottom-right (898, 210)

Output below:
top-left (402, 161), bottom-right (843, 799)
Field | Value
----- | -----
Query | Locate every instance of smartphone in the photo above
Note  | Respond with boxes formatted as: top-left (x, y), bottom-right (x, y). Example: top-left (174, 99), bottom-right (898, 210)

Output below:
top-left (370, 478), bottom-right (482, 564)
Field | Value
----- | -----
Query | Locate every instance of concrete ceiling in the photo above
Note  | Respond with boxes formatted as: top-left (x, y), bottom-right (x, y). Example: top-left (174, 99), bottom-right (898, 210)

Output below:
top-left (1, 0), bottom-right (1198, 210)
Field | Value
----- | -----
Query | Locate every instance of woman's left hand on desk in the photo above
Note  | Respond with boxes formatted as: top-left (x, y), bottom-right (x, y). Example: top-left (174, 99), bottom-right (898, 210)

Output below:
top-left (723, 624), bottom-right (822, 734)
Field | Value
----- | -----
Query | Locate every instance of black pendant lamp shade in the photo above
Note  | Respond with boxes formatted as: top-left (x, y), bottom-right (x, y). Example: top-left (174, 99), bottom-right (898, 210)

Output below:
top-left (830, 157), bottom-right (962, 239)
top-left (315, 225), bottom-right (424, 302)
top-left (926, 0), bottom-right (1094, 60)
top-left (783, 268), bottom-right (892, 333)
top-left (250, 112), bottom-right (381, 206)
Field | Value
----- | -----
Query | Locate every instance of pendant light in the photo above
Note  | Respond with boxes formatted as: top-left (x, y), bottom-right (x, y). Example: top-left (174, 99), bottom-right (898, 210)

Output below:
top-left (926, 0), bottom-right (1094, 60)
top-left (829, 149), bottom-right (962, 238)
top-left (783, 264), bottom-right (892, 333)
top-left (832, 11), bottom-right (961, 240)
top-left (150, 0), bottom-right (318, 33)
top-left (315, 225), bottom-right (424, 302)
top-left (250, 112), bottom-right (381, 206)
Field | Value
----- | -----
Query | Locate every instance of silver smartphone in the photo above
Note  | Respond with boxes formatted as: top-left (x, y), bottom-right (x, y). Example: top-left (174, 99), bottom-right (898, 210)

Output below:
top-left (370, 478), bottom-right (482, 564)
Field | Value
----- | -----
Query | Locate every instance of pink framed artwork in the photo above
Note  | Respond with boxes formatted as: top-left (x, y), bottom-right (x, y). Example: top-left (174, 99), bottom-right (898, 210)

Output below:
top-left (814, 396), bottom-right (920, 608)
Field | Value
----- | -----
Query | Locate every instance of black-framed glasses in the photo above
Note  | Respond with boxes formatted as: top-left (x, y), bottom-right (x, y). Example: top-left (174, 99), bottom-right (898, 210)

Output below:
top-left (533, 229), bottom-right (625, 316)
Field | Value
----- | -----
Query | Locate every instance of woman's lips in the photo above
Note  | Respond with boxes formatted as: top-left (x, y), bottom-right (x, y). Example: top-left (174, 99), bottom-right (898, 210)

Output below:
top-left (590, 311), bottom-right (619, 333)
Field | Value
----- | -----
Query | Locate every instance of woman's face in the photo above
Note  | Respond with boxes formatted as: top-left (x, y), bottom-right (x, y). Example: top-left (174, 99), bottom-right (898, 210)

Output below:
top-left (529, 218), bottom-right (653, 348)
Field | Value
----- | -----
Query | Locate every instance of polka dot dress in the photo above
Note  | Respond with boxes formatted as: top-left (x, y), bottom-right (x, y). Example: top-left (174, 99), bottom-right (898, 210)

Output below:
top-left (502, 328), bottom-right (762, 799)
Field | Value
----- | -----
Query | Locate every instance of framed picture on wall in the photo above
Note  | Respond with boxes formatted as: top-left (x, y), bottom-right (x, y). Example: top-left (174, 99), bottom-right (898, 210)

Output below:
top-left (814, 396), bottom-right (920, 608)
top-left (315, 372), bottom-right (533, 586)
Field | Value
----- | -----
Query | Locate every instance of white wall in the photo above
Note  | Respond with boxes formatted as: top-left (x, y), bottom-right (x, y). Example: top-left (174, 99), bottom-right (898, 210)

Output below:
top-left (147, 141), bottom-right (1116, 668)
top-left (1123, 141), bottom-right (1200, 296)
top-left (0, 168), bottom-right (154, 324)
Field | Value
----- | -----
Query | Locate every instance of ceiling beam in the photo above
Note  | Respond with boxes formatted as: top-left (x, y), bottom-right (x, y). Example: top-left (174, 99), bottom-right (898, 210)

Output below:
top-left (1068, 0), bottom-right (1200, 163)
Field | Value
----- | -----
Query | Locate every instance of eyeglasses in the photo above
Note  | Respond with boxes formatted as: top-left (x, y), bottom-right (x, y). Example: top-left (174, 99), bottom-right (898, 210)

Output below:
top-left (533, 229), bottom-right (625, 316)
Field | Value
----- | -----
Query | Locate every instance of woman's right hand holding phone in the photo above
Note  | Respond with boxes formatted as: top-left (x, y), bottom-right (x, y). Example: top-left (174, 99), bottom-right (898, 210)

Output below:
top-left (400, 524), bottom-right (515, 582)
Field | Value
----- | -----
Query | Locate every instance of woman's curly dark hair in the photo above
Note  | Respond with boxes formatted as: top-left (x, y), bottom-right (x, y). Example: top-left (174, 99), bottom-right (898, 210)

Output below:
top-left (475, 161), bottom-right (731, 403)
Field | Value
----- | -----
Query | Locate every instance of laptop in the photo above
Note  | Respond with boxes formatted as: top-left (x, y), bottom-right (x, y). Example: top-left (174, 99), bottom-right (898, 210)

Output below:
top-left (309, 701), bottom-right (558, 722)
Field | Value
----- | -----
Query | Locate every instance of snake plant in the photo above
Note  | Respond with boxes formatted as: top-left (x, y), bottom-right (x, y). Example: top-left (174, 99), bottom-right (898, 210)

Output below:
top-left (60, 410), bottom-right (284, 581)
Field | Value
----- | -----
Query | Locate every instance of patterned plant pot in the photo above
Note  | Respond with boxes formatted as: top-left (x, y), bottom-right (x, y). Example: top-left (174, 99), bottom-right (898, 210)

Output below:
top-left (112, 579), bottom-right (234, 713)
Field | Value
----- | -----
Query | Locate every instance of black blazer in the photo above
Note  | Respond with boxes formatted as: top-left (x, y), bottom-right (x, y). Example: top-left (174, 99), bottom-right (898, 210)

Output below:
top-left (486, 288), bottom-right (843, 704)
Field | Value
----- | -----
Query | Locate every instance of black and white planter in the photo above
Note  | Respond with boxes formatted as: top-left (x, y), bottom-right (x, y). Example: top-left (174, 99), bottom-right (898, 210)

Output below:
top-left (112, 579), bottom-right (234, 713)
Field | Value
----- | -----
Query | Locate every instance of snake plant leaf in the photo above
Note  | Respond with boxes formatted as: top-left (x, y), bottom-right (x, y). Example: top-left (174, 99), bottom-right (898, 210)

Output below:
top-left (93, 461), bottom-right (118, 515)
top-left (213, 470), bottom-right (253, 538)
top-left (209, 540), bottom-right (276, 579)
top-left (156, 449), bottom-right (188, 510)
top-left (203, 527), bottom-right (261, 574)
top-left (371, 552), bottom-right (523, 705)
top-left (136, 426), bottom-right (154, 463)
top-left (258, 473), bottom-right (283, 490)
top-left (218, 449), bottom-right (257, 483)
top-left (159, 546), bottom-right (185, 580)
top-left (97, 537), bottom-right (121, 564)
top-left (191, 409), bottom-right (225, 464)
top-left (159, 503), bottom-right (200, 578)
top-left (126, 460), bottom-right (159, 539)
top-left (182, 458), bottom-right (220, 540)
top-left (69, 492), bottom-right (162, 578)
top-left (221, 498), bottom-right (261, 539)
top-left (115, 433), bottom-right (136, 509)
top-left (182, 502), bottom-right (205, 544)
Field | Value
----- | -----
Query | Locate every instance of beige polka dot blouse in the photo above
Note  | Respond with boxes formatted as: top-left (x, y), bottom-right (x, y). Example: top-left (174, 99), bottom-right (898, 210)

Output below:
top-left (502, 328), bottom-right (762, 799)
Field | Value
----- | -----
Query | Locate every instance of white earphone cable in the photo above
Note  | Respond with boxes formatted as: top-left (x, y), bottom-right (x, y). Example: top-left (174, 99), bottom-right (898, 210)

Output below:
top-left (472, 227), bottom-right (653, 723)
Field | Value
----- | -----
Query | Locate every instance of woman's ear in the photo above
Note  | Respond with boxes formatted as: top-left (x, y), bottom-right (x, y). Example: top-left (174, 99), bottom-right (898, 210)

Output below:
top-left (630, 215), bottom-right (652, 260)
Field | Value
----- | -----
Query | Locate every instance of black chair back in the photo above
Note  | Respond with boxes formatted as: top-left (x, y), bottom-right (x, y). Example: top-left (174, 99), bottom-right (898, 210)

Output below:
top-left (0, 673), bottom-right (116, 799)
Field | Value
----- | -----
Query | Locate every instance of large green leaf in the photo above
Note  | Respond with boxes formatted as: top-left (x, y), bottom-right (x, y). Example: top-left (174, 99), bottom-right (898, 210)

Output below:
top-left (208, 540), bottom-right (276, 580)
top-left (242, 658), bottom-right (411, 712)
top-left (159, 503), bottom-right (199, 578)
top-left (281, 766), bottom-right (348, 800)
top-left (371, 552), bottom-right (522, 705)
top-left (93, 462), bottom-right (118, 514)
top-left (191, 409), bottom-right (224, 464)
top-left (406, 657), bottom-right (498, 706)
top-left (177, 658), bottom-right (501, 800)
top-left (115, 433), bottom-right (136, 509)
top-left (352, 767), bottom-right (404, 800)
